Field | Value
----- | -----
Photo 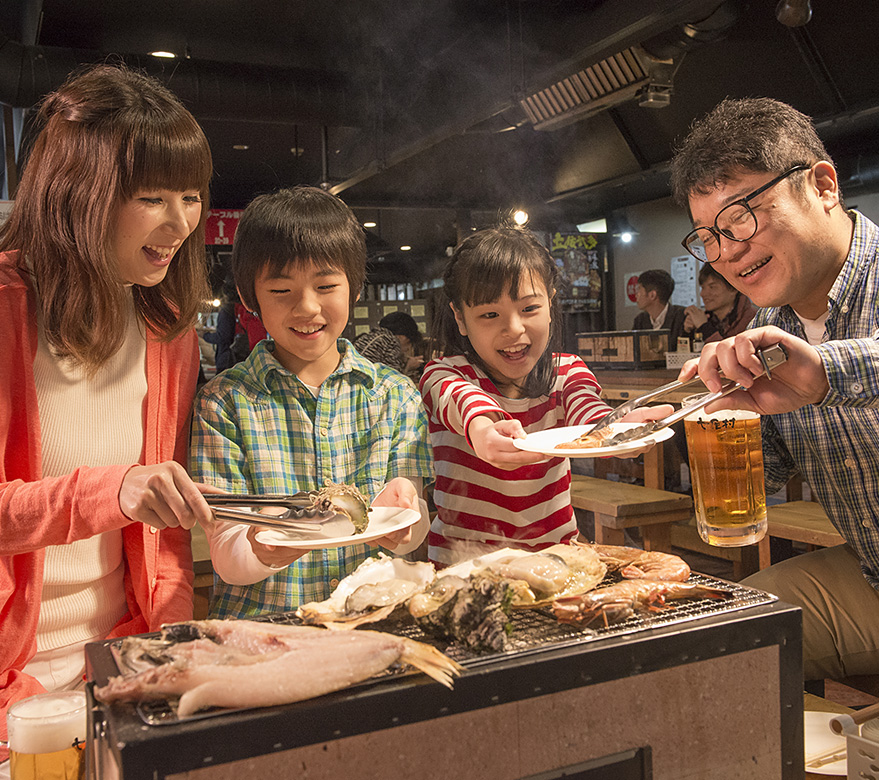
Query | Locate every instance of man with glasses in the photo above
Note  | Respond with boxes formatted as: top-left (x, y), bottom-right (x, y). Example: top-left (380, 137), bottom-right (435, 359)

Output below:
top-left (672, 97), bottom-right (879, 688)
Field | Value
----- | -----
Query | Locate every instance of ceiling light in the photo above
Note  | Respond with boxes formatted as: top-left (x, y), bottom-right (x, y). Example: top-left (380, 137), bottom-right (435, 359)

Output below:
top-left (211, 298), bottom-right (221, 308)
top-left (513, 209), bottom-right (529, 226)
top-left (232, 144), bottom-right (249, 151)
top-left (577, 218), bottom-right (608, 233)
top-left (149, 51), bottom-right (177, 59)
top-left (290, 147), bottom-right (305, 157)
top-left (776, 0), bottom-right (812, 26)
top-left (400, 245), bottom-right (412, 251)
top-left (363, 221), bottom-right (377, 228)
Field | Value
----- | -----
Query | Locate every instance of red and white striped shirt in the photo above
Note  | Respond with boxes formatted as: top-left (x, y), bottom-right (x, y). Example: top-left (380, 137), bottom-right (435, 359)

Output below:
top-left (419, 354), bottom-right (611, 566)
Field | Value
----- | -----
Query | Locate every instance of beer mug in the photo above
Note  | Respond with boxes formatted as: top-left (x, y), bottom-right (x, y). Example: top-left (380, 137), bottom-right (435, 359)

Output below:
top-left (683, 394), bottom-right (768, 547)
top-left (6, 691), bottom-right (86, 780)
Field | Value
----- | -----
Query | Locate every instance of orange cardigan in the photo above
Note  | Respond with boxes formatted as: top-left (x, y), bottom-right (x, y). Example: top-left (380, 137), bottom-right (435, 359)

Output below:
top-left (0, 252), bottom-right (199, 756)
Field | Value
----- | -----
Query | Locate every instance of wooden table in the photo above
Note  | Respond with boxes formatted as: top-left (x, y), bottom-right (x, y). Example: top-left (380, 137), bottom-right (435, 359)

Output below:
top-left (591, 367), bottom-right (699, 490)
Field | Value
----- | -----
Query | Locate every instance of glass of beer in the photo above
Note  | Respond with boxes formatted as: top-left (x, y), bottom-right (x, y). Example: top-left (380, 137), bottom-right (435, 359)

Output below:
top-left (6, 691), bottom-right (86, 780)
top-left (683, 394), bottom-right (767, 546)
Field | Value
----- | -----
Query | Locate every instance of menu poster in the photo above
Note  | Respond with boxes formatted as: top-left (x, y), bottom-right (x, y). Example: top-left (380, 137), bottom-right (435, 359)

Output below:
top-left (670, 255), bottom-right (699, 308)
top-left (549, 232), bottom-right (603, 310)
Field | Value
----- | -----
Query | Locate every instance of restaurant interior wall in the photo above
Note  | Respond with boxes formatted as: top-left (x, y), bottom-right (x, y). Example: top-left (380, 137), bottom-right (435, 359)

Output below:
top-left (608, 186), bottom-right (879, 332)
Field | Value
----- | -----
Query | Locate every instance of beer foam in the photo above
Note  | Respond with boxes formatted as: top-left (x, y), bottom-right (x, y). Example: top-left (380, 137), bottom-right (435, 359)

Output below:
top-left (684, 407), bottom-right (760, 422)
top-left (7, 692), bottom-right (86, 755)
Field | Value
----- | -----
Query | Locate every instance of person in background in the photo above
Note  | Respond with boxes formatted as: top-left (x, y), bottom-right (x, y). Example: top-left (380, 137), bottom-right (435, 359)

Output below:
top-left (0, 64), bottom-right (217, 763)
top-left (672, 96), bottom-right (879, 685)
top-left (353, 321), bottom-right (409, 377)
top-left (190, 186), bottom-right (433, 618)
top-left (683, 264), bottom-right (757, 343)
top-left (207, 275), bottom-right (268, 372)
top-left (632, 268), bottom-right (687, 345)
top-left (380, 310), bottom-right (426, 381)
top-left (420, 226), bottom-right (671, 566)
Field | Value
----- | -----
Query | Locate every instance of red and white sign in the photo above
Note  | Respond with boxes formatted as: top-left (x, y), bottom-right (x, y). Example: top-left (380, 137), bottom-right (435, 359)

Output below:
top-left (205, 209), bottom-right (242, 245)
top-left (625, 273), bottom-right (640, 304)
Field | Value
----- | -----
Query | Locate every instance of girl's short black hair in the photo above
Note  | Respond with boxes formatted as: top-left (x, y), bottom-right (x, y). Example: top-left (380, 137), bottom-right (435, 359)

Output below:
top-left (233, 186), bottom-right (367, 312)
top-left (432, 226), bottom-right (561, 398)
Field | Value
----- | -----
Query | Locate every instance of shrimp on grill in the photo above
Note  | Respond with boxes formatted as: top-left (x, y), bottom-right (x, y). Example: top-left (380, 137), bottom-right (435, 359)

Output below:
top-left (552, 579), bottom-right (731, 628)
top-left (586, 543), bottom-right (691, 582)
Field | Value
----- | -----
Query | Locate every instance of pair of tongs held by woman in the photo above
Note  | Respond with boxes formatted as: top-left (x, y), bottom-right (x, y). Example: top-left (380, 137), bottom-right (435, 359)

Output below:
top-left (587, 343), bottom-right (788, 446)
top-left (204, 493), bottom-right (356, 537)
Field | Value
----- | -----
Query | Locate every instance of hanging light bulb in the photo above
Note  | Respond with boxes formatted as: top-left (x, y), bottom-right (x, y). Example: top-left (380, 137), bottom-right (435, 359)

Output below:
top-left (513, 209), bottom-right (529, 226)
top-left (776, 0), bottom-right (812, 27)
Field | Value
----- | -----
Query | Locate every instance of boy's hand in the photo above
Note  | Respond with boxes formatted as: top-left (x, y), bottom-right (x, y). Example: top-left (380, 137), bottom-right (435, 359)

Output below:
top-left (245, 526), bottom-right (310, 568)
top-left (467, 416), bottom-right (546, 469)
top-left (119, 462), bottom-right (220, 531)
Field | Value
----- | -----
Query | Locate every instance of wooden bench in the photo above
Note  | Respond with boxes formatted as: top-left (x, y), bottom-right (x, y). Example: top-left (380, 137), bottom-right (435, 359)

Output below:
top-left (670, 499), bottom-right (842, 580)
top-left (569, 475), bottom-right (693, 553)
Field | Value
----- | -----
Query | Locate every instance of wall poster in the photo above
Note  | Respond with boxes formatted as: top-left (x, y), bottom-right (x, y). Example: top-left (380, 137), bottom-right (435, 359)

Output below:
top-left (549, 231), bottom-right (603, 311)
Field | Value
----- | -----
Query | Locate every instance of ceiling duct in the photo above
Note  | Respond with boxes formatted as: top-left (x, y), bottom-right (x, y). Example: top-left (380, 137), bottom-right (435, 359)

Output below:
top-left (519, 46), bottom-right (664, 131)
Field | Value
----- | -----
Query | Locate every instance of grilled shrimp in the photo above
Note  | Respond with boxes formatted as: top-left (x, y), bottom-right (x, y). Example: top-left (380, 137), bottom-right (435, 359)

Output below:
top-left (552, 578), bottom-right (730, 628)
top-left (587, 543), bottom-right (691, 582)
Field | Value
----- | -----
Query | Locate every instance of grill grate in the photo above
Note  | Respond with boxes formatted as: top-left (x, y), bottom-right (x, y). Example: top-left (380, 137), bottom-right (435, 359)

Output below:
top-left (126, 573), bottom-right (774, 726)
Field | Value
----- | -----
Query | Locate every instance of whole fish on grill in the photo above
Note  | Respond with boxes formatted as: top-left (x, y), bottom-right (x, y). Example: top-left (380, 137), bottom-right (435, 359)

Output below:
top-left (94, 619), bottom-right (462, 717)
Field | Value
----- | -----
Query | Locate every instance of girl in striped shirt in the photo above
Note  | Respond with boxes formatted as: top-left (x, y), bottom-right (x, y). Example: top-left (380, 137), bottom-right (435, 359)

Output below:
top-left (420, 227), bottom-right (670, 566)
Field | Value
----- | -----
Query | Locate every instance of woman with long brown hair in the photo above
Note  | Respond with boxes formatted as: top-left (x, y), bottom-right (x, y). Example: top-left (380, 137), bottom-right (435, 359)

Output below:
top-left (0, 64), bottom-right (217, 762)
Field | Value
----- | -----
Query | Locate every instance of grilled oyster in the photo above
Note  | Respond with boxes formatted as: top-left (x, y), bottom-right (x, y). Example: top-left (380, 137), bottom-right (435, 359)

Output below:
top-left (296, 554), bottom-right (436, 628)
top-left (443, 543), bottom-right (607, 607)
top-left (408, 573), bottom-right (514, 653)
top-left (314, 481), bottom-right (371, 534)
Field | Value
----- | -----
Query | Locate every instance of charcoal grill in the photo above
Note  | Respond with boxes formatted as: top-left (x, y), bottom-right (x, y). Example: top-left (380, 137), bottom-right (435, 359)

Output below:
top-left (85, 574), bottom-right (804, 780)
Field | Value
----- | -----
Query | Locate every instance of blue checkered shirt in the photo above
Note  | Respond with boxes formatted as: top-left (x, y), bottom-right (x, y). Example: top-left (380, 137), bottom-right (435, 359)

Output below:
top-left (190, 339), bottom-right (433, 617)
top-left (754, 210), bottom-right (879, 589)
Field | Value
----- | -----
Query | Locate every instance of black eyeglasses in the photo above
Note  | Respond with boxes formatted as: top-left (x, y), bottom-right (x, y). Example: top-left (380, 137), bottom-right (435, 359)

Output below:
top-left (681, 164), bottom-right (811, 263)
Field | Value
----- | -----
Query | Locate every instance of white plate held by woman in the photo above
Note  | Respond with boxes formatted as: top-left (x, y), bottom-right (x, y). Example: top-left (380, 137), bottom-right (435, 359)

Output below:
top-left (513, 422), bottom-right (675, 458)
top-left (254, 507), bottom-right (421, 549)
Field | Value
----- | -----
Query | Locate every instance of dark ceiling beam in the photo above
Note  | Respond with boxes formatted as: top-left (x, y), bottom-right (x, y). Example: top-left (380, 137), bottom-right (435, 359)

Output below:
top-left (328, 0), bottom-right (731, 196)
top-left (0, 31), bottom-right (363, 127)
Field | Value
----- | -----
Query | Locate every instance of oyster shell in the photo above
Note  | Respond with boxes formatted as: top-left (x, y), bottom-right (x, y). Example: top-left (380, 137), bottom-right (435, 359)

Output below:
top-left (443, 543), bottom-right (607, 607)
top-left (408, 573), bottom-right (514, 653)
top-left (314, 481), bottom-right (371, 534)
top-left (296, 554), bottom-right (436, 628)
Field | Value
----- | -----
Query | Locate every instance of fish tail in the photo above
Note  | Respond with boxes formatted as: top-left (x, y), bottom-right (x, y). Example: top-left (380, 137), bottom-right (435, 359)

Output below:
top-left (398, 638), bottom-right (463, 689)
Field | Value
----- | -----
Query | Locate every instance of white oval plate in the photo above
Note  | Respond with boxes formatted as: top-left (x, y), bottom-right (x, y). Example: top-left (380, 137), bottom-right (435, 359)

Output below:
top-left (254, 507), bottom-right (420, 550)
top-left (512, 422), bottom-right (675, 458)
top-left (804, 711), bottom-right (847, 775)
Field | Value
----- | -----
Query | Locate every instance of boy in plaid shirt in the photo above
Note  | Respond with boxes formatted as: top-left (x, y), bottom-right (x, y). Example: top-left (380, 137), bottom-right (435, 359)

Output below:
top-left (190, 187), bottom-right (432, 618)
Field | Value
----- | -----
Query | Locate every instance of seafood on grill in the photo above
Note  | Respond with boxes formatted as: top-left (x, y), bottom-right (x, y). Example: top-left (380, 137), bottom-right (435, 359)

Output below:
top-left (408, 573), bottom-right (515, 653)
top-left (589, 543), bottom-right (691, 582)
top-left (552, 579), bottom-right (732, 628)
top-left (94, 619), bottom-right (462, 717)
top-left (443, 543), bottom-right (607, 607)
top-left (296, 554), bottom-right (436, 627)
top-left (313, 481), bottom-right (372, 534)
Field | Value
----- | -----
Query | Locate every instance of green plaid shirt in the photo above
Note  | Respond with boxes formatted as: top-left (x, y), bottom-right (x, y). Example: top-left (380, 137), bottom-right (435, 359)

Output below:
top-left (190, 338), bottom-right (432, 618)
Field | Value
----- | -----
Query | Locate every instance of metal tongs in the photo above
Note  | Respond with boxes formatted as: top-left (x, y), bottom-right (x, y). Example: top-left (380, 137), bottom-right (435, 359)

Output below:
top-left (589, 343), bottom-right (788, 446)
top-left (204, 492), bottom-right (356, 537)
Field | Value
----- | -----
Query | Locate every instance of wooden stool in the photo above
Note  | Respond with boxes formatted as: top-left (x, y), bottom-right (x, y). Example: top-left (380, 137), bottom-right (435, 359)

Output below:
top-left (767, 501), bottom-right (843, 549)
top-left (670, 517), bottom-right (770, 580)
top-left (569, 475), bottom-right (693, 553)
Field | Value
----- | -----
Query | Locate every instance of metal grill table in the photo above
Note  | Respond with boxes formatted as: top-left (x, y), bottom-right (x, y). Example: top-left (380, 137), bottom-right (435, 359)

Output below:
top-left (85, 576), bottom-right (804, 780)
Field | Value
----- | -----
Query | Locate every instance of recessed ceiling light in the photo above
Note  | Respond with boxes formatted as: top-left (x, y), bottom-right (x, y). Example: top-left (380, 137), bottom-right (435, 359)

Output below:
top-left (290, 147), bottom-right (305, 156)
top-left (400, 245), bottom-right (412, 251)
top-left (363, 221), bottom-right (377, 228)
top-left (232, 145), bottom-right (249, 151)
top-left (149, 51), bottom-right (177, 59)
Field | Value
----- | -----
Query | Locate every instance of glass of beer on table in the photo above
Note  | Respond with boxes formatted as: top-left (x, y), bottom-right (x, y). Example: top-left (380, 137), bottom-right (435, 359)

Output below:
top-left (683, 393), bottom-right (768, 547)
top-left (6, 691), bottom-right (86, 780)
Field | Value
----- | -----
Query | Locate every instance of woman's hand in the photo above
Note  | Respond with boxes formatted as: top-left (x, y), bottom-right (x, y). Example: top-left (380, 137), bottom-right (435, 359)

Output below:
top-left (467, 415), bottom-right (546, 469)
top-left (119, 462), bottom-right (219, 530)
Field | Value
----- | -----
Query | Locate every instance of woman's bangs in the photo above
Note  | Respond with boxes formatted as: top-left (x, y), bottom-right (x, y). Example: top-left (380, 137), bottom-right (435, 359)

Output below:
top-left (123, 120), bottom-right (212, 196)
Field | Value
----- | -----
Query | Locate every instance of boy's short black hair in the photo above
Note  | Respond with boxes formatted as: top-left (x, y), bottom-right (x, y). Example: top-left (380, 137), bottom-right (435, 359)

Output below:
top-left (637, 269), bottom-right (675, 304)
top-left (232, 186), bottom-right (367, 312)
top-left (379, 311), bottom-right (422, 345)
